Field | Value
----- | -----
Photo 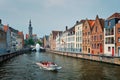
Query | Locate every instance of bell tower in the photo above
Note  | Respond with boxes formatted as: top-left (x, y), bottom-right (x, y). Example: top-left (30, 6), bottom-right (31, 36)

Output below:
top-left (28, 19), bottom-right (33, 39)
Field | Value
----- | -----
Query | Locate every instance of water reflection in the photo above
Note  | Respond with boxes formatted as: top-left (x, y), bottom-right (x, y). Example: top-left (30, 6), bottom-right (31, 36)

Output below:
top-left (0, 52), bottom-right (120, 80)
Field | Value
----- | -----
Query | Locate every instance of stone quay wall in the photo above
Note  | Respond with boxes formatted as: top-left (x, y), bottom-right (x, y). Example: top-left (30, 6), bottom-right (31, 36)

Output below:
top-left (0, 48), bottom-right (30, 63)
top-left (46, 50), bottom-right (120, 66)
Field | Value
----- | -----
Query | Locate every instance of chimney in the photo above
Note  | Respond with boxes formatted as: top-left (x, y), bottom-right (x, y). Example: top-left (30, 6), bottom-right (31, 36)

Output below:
top-left (66, 26), bottom-right (68, 31)
top-left (76, 21), bottom-right (79, 24)
top-left (0, 19), bottom-right (2, 24)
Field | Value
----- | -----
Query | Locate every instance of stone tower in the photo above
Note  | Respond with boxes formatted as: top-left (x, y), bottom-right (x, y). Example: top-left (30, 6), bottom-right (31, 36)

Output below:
top-left (28, 20), bottom-right (33, 39)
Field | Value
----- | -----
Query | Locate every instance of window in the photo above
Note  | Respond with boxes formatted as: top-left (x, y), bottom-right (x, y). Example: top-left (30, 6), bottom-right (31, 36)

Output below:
top-left (100, 35), bottom-right (102, 40)
top-left (88, 32), bottom-right (90, 35)
top-left (118, 28), bottom-right (120, 33)
top-left (97, 44), bottom-right (99, 49)
top-left (94, 44), bottom-right (96, 49)
top-left (94, 36), bottom-right (96, 41)
top-left (96, 26), bottom-right (97, 32)
top-left (118, 20), bottom-right (120, 23)
top-left (108, 47), bottom-right (111, 52)
top-left (111, 37), bottom-right (114, 44)
top-left (91, 36), bottom-right (93, 41)
top-left (118, 37), bottom-right (120, 42)
top-left (108, 21), bottom-right (111, 26)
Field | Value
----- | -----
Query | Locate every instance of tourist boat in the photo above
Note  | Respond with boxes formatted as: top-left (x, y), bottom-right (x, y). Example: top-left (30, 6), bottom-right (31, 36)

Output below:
top-left (36, 61), bottom-right (62, 71)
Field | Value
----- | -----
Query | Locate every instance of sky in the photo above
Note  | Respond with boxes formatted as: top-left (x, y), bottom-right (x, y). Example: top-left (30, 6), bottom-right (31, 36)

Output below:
top-left (0, 0), bottom-right (120, 38)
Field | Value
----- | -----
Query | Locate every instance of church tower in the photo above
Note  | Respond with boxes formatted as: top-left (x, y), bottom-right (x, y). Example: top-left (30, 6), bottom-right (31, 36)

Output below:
top-left (28, 20), bottom-right (33, 39)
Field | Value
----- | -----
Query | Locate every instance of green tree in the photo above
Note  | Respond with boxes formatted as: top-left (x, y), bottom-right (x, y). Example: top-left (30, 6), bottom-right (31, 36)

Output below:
top-left (28, 38), bottom-right (35, 45)
top-left (37, 40), bottom-right (42, 46)
top-left (24, 38), bottom-right (35, 46)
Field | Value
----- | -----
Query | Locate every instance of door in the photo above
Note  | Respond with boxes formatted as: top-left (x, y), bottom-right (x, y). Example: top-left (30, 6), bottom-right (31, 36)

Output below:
top-left (88, 48), bottom-right (90, 53)
top-left (100, 44), bottom-right (102, 53)
top-left (112, 47), bottom-right (114, 56)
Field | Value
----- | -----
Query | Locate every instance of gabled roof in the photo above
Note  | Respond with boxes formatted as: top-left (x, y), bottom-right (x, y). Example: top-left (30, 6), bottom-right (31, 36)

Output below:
top-left (52, 30), bottom-right (62, 39)
top-left (88, 20), bottom-right (95, 29)
top-left (99, 19), bottom-right (104, 31)
top-left (75, 20), bottom-right (85, 26)
top-left (80, 20), bottom-right (85, 23)
top-left (18, 31), bottom-right (23, 36)
top-left (95, 15), bottom-right (104, 31)
top-left (44, 35), bottom-right (49, 41)
top-left (68, 26), bottom-right (75, 32)
top-left (107, 13), bottom-right (120, 20)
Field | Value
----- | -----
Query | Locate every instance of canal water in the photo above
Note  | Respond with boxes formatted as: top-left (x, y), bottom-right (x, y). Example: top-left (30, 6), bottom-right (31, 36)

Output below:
top-left (0, 52), bottom-right (120, 80)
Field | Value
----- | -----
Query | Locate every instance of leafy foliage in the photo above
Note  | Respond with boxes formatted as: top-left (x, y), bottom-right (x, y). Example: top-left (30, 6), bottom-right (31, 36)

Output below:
top-left (24, 38), bottom-right (35, 46)
top-left (37, 40), bottom-right (42, 46)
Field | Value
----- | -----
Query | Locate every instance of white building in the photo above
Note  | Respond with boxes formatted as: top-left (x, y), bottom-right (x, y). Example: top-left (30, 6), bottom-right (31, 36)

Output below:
top-left (75, 20), bottom-right (84, 53)
top-left (104, 13), bottom-right (120, 56)
top-left (67, 26), bottom-right (75, 52)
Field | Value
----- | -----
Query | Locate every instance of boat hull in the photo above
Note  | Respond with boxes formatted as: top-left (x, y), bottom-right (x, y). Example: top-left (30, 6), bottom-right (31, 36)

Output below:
top-left (36, 62), bottom-right (62, 71)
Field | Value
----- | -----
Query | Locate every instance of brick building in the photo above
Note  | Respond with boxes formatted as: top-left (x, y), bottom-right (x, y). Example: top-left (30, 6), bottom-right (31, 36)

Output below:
top-left (91, 15), bottom-right (104, 55)
top-left (82, 19), bottom-right (95, 54)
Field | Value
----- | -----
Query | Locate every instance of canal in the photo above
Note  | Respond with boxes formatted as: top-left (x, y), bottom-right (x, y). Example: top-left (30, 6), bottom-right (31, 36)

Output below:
top-left (0, 52), bottom-right (120, 80)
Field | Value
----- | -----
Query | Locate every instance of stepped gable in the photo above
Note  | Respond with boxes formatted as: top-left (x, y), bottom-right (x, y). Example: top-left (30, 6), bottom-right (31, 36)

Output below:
top-left (96, 15), bottom-right (105, 31)
top-left (99, 18), bottom-right (105, 31)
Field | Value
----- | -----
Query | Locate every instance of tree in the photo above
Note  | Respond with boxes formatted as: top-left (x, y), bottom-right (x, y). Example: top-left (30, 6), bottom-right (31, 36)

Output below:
top-left (24, 38), bottom-right (35, 46)
top-left (28, 38), bottom-right (35, 45)
top-left (37, 40), bottom-right (42, 46)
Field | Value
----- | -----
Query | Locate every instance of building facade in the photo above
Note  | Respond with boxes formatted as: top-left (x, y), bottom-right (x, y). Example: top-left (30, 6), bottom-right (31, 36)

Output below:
top-left (104, 13), bottom-right (120, 56)
top-left (0, 28), bottom-right (6, 53)
top-left (116, 21), bottom-right (120, 56)
top-left (43, 35), bottom-right (50, 48)
top-left (82, 19), bottom-right (95, 54)
top-left (91, 15), bottom-right (104, 55)
top-left (49, 31), bottom-right (61, 50)
top-left (75, 20), bottom-right (84, 53)
top-left (3, 25), bottom-right (11, 52)
top-left (67, 26), bottom-right (75, 52)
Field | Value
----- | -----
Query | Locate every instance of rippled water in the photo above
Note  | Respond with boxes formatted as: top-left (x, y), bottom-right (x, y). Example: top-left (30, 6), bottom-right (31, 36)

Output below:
top-left (0, 52), bottom-right (120, 80)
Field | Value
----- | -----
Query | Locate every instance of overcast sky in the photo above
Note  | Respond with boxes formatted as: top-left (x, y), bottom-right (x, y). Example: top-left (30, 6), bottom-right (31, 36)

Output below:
top-left (0, 0), bottom-right (120, 37)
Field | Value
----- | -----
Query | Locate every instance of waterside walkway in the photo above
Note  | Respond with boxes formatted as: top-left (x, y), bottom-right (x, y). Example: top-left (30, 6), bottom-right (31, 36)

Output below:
top-left (47, 50), bottom-right (120, 66)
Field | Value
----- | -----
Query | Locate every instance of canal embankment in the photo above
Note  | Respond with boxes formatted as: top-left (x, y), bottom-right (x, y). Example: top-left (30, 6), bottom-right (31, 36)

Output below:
top-left (46, 49), bottom-right (120, 66)
top-left (0, 48), bottom-right (31, 63)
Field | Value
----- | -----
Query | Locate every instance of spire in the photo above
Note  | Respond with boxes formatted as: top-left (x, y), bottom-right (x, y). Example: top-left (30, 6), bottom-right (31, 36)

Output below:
top-left (29, 19), bottom-right (31, 27)
top-left (96, 15), bottom-right (99, 19)
top-left (28, 19), bottom-right (33, 39)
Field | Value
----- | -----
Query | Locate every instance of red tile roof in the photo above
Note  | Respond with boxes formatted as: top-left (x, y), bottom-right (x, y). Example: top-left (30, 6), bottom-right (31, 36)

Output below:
top-left (3, 25), bottom-right (9, 32)
top-left (88, 20), bottom-right (95, 28)
top-left (107, 13), bottom-right (120, 20)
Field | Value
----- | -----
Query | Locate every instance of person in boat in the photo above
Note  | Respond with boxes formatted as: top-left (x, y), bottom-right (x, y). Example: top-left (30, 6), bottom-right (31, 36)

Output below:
top-left (40, 61), bottom-right (55, 66)
top-left (41, 61), bottom-right (48, 65)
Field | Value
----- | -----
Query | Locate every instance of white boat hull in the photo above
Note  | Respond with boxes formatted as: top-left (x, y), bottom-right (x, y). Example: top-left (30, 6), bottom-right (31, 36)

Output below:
top-left (36, 62), bottom-right (62, 71)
